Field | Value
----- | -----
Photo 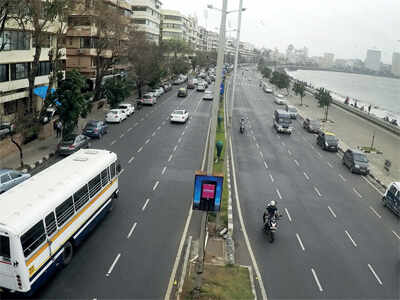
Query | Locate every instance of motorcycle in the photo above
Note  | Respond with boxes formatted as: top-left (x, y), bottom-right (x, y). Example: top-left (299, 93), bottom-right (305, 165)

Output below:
top-left (136, 99), bottom-right (143, 110)
top-left (240, 118), bottom-right (246, 134)
top-left (263, 215), bottom-right (279, 243)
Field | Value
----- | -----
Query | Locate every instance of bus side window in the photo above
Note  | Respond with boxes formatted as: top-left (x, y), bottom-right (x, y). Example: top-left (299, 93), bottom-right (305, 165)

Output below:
top-left (45, 212), bottom-right (57, 237)
top-left (55, 197), bottom-right (75, 227)
top-left (101, 168), bottom-right (110, 186)
top-left (73, 185), bottom-right (89, 211)
top-left (0, 235), bottom-right (11, 261)
top-left (21, 221), bottom-right (46, 257)
top-left (110, 162), bottom-right (116, 179)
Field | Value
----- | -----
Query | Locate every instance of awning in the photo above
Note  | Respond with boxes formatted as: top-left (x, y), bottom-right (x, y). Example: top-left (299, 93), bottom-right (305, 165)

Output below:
top-left (34, 86), bottom-right (60, 106)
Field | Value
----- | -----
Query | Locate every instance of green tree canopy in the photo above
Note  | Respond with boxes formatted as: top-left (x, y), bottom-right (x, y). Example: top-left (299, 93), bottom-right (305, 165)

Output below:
top-left (315, 87), bottom-right (333, 121)
top-left (292, 81), bottom-right (306, 105)
top-left (104, 77), bottom-right (133, 108)
top-left (270, 71), bottom-right (290, 92)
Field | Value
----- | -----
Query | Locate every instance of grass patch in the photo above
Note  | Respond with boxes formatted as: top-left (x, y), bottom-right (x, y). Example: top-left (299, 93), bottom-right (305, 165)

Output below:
top-left (182, 264), bottom-right (253, 300)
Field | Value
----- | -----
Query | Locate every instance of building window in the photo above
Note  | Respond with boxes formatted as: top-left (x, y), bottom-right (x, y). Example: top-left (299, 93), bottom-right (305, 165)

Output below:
top-left (3, 101), bottom-right (17, 115)
top-left (68, 16), bottom-right (91, 27)
top-left (132, 6), bottom-right (147, 11)
top-left (32, 33), bottom-right (51, 48)
top-left (0, 64), bottom-right (9, 82)
top-left (10, 63), bottom-right (29, 80)
top-left (38, 61), bottom-right (51, 76)
top-left (0, 31), bottom-right (30, 51)
top-left (80, 37), bottom-right (92, 48)
top-left (133, 19), bottom-right (146, 25)
top-left (165, 15), bottom-right (182, 21)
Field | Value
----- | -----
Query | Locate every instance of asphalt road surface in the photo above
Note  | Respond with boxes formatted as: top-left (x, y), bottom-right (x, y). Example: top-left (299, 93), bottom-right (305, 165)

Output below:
top-left (231, 67), bottom-right (399, 299)
top-left (15, 84), bottom-right (213, 299)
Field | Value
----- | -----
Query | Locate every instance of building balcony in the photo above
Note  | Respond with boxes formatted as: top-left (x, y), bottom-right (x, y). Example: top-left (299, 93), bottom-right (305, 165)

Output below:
top-left (66, 48), bottom-right (113, 58)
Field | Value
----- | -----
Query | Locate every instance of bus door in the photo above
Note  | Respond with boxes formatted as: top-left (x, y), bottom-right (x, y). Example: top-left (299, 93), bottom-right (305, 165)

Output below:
top-left (0, 230), bottom-right (17, 290)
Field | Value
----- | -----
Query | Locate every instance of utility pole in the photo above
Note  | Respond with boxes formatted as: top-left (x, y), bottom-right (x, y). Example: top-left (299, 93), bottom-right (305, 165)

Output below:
top-left (194, 0), bottom-right (227, 297)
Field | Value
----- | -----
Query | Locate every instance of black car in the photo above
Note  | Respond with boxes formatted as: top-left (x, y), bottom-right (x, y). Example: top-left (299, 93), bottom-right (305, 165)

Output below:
top-left (303, 118), bottom-right (321, 133)
top-left (316, 131), bottom-right (338, 152)
top-left (342, 149), bottom-right (369, 175)
top-left (177, 88), bottom-right (188, 97)
top-left (82, 120), bottom-right (108, 138)
top-left (57, 134), bottom-right (91, 155)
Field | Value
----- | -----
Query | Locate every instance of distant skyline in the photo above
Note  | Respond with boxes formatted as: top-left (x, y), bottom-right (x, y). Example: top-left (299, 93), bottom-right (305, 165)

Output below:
top-left (162, 0), bottom-right (400, 64)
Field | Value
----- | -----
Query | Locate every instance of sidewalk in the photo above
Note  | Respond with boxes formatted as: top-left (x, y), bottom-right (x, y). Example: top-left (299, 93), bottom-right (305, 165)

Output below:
top-left (286, 91), bottom-right (400, 187)
top-left (0, 96), bottom-right (136, 171)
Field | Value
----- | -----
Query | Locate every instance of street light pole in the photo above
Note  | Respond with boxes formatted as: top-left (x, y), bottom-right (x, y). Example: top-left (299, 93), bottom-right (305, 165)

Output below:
top-left (229, 0), bottom-right (243, 128)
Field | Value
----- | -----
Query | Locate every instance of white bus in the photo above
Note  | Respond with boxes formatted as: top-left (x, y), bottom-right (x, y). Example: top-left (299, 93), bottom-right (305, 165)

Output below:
top-left (0, 149), bottom-right (120, 295)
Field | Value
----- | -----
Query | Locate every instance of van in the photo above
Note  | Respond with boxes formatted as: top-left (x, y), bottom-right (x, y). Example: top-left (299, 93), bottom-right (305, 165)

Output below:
top-left (382, 182), bottom-right (400, 216)
top-left (273, 110), bottom-right (293, 134)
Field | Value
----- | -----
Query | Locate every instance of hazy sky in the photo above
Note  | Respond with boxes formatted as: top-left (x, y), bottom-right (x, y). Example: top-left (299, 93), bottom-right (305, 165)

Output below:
top-left (162, 0), bottom-right (400, 64)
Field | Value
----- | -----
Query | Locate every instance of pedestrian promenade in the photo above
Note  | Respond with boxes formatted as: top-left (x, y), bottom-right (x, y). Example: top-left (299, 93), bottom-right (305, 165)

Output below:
top-left (287, 92), bottom-right (400, 187)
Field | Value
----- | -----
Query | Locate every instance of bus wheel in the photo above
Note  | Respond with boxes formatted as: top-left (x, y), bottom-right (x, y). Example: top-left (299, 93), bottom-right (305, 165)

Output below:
top-left (62, 241), bottom-right (74, 266)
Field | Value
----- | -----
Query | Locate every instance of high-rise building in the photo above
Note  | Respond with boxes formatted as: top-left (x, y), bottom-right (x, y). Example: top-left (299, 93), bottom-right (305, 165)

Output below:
top-left (364, 49), bottom-right (381, 72)
top-left (130, 0), bottom-right (162, 44)
top-left (391, 52), bottom-right (400, 76)
top-left (160, 9), bottom-right (185, 41)
top-left (321, 53), bottom-right (334, 68)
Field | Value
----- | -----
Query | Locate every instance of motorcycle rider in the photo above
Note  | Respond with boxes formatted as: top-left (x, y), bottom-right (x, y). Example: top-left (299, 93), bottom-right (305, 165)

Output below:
top-left (263, 200), bottom-right (278, 224)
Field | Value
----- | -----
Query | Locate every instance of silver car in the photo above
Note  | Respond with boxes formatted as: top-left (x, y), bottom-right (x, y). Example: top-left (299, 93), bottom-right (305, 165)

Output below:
top-left (0, 169), bottom-right (31, 194)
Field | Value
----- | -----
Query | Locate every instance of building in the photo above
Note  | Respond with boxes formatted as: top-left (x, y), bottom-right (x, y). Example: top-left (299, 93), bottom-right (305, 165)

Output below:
top-left (198, 26), bottom-right (208, 51)
top-left (206, 31), bottom-right (219, 52)
top-left (0, 15), bottom-right (66, 123)
top-left (160, 9), bottom-right (185, 41)
top-left (65, 0), bottom-right (133, 79)
top-left (364, 49), bottom-right (381, 72)
top-left (130, 0), bottom-right (162, 44)
top-left (392, 52), bottom-right (400, 76)
top-left (321, 53), bottom-right (334, 68)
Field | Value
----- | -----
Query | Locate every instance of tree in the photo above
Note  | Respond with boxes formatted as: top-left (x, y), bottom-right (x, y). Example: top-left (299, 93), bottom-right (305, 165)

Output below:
top-left (48, 70), bottom-right (91, 138)
top-left (315, 87), bottom-right (332, 121)
top-left (292, 81), bottom-right (306, 105)
top-left (104, 77), bottom-right (132, 109)
top-left (270, 71), bottom-right (290, 94)
top-left (161, 39), bottom-right (191, 77)
top-left (261, 66), bottom-right (272, 79)
top-left (0, 0), bottom-right (12, 50)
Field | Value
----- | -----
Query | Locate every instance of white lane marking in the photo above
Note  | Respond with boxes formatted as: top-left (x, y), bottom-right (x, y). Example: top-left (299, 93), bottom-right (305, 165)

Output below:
top-left (339, 174), bottom-right (347, 182)
top-left (327, 162), bottom-right (333, 168)
top-left (162, 166), bottom-right (167, 175)
top-left (281, 141), bottom-right (286, 146)
top-left (328, 206), bottom-right (337, 218)
top-left (361, 176), bottom-right (384, 196)
top-left (127, 222), bottom-right (137, 239)
top-left (110, 140), bottom-right (116, 146)
top-left (311, 268), bottom-right (323, 292)
top-left (277, 135), bottom-right (281, 139)
top-left (140, 118), bottom-right (144, 121)
top-left (106, 253), bottom-right (121, 277)
top-left (127, 127), bottom-right (133, 132)
top-left (303, 172), bottom-right (310, 180)
top-left (253, 136), bottom-right (256, 141)
top-left (181, 131), bottom-right (185, 136)
top-left (256, 143), bottom-right (260, 149)
top-left (162, 121), bottom-right (166, 125)
top-left (145, 138), bottom-right (150, 144)
top-left (135, 122), bottom-right (139, 126)
top-left (178, 137), bottom-right (182, 143)
top-left (316, 151), bottom-right (323, 158)
top-left (294, 159), bottom-right (300, 167)
top-left (173, 145), bottom-right (178, 152)
top-left (276, 189), bottom-right (282, 200)
top-left (314, 186), bottom-right (322, 197)
top-left (137, 146), bottom-right (143, 153)
top-left (353, 188), bottom-right (362, 198)
top-left (269, 174), bottom-right (274, 183)
top-left (152, 132), bottom-right (156, 137)
top-left (368, 264), bottom-right (383, 286)
top-left (259, 151), bottom-right (264, 158)
top-left (302, 136), bottom-right (307, 141)
top-left (153, 181), bottom-right (159, 191)
top-left (285, 208), bottom-right (292, 222)
top-left (128, 156), bottom-right (135, 164)
top-left (228, 138), bottom-right (268, 300)
top-left (345, 230), bottom-right (357, 247)
top-left (264, 161), bottom-right (269, 169)
top-left (392, 230), bottom-right (400, 240)
top-left (369, 206), bottom-right (382, 219)
top-left (168, 154), bottom-right (173, 162)
top-left (296, 233), bottom-right (305, 251)
top-left (120, 134), bottom-right (124, 139)
top-left (336, 152), bottom-right (342, 159)
top-left (142, 198), bottom-right (150, 211)
top-left (311, 145), bottom-right (315, 150)
top-left (119, 168), bottom-right (125, 176)
top-left (288, 149), bottom-right (292, 155)
top-left (157, 126), bottom-right (161, 130)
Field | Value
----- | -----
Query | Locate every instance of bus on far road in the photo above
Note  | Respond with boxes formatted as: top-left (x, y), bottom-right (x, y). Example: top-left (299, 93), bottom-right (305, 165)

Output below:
top-left (0, 149), bottom-right (120, 295)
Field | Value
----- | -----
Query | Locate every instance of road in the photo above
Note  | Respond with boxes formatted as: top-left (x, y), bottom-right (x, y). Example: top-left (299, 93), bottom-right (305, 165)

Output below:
top-left (231, 67), bottom-right (399, 299)
top-left (25, 84), bottom-right (212, 298)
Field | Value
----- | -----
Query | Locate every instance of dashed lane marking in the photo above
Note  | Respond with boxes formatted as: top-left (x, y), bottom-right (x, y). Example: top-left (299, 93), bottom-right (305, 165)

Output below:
top-left (142, 198), bottom-right (150, 211)
top-left (294, 159), bottom-right (300, 167)
top-left (128, 156), bottom-right (135, 164)
top-left (296, 233), bottom-right (305, 251)
top-left (314, 186), bottom-right (322, 197)
top-left (162, 166), bottom-right (167, 175)
top-left (303, 172), bottom-right (310, 180)
top-left (106, 253), bottom-right (121, 277)
top-left (276, 189), bottom-right (282, 199)
top-left (153, 181), bottom-right (159, 191)
top-left (127, 222), bottom-right (137, 239)
top-left (110, 140), bottom-right (116, 146)
top-left (145, 138), bottom-right (150, 144)
top-left (369, 206), bottom-right (382, 219)
top-left (311, 268), bottom-right (323, 292)
top-left (368, 264), bottom-right (383, 286)
top-left (285, 208), bottom-right (292, 222)
top-left (339, 174), bottom-right (347, 182)
top-left (328, 206), bottom-right (337, 218)
top-left (345, 230), bottom-right (357, 247)
top-left (168, 154), bottom-right (173, 162)
top-left (269, 174), bottom-right (274, 183)
top-left (137, 146), bottom-right (143, 153)
top-left (353, 188), bottom-right (362, 198)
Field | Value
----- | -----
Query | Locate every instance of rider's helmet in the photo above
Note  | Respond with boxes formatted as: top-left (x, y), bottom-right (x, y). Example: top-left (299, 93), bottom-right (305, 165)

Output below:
top-left (269, 200), bottom-right (276, 207)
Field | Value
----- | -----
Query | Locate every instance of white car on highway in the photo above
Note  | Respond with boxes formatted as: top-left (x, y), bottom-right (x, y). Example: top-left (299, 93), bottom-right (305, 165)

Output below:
top-left (274, 94), bottom-right (288, 105)
top-left (203, 90), bottom-right (213, 100)
top-left (170, 109), bottom-right (189, 123)
top-left (106, 109), bottom-right (127, 123)
top-left (118, 103), bottom-right (135, 116)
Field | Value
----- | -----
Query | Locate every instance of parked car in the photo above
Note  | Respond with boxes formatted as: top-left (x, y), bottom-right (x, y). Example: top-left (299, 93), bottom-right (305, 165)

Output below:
top-left (177, 87), bottom-right (188, 97)
top-left (263, 86), bottom-right (273, 93)
top-left (118, 103), bottom-right (135, 116)
top-left (0, 123), bottom-right (14, 140)
top-left (187, 81), bottom-right (195, 89)
top-left (317, 131), bottom-right (338, 152)
top-left (157, 87), bottom-right (165, 95)
top-left (82, 120), bottom-right (108, 138)
top-left (170, 109), bottom-right (189, 123)
top-left (192, 78), bottom-right (198, 85)
top-left (285, 105), bottom-right (298, 119)
top-left (106, 109), bottom-right (127, 123)
top-left (173, 79), bottom-right (182, 85)
top-left (0, 169), bottom-right (31, 194)
top-left (57, 134), bottom-right (90, 156)
top-left (197, 84), bottom-right (206, 92)
top-left (141, 93), bottom-right (157, 105)
top-left (150, 88), bottom-right (162, 98)
top-left (203, 90), bottom-right (213, 100)
top-left (274, 94), bottom-right (287, 105)
top-left (342, 149), bottom-right (369, 175)
top-left (303, 118), bottom-right (321, 133)
top-left (163, 82), bottom-right (172, 92)
top-left (382, 182), bottom-right (400, 216)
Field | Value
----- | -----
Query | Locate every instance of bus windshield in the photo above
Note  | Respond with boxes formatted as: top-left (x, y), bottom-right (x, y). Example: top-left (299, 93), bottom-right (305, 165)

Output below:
top-left (0, 235), bottom-right (10, 261)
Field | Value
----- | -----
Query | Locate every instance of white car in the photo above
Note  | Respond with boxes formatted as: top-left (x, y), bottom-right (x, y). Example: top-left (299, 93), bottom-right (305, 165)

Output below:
top-left (106, 109), bottom-right (127, 123)
top-left (192, 78), bottom-right (198, 85)
top-left (170, 109), bottom-right (189, 123)
top-left (203, 90), bottom-right (213, 100)
top-left (274, 94), bottom-right (288, 105)
top-left (197, 84), bottom-right (206, 92)
top-left (118, 103), bottom-right (135, 116)
top-left (142, 93), bottom-right (157, 105)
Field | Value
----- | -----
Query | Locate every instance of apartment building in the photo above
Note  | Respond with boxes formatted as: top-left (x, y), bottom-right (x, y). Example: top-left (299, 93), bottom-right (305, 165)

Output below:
top-left (206, 31), bottom-right (219, 52)
top-left (0, 18), bottom-right (65, 123)
top-left (65, 0), bottom-right (133, 81)
top-left (160, 9), bottom-right (186, 41)
top-left (198, 26), bottom-right (208, 51)
top-left (130, 0), bottom-right (162, 44)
